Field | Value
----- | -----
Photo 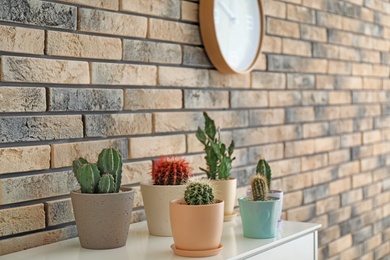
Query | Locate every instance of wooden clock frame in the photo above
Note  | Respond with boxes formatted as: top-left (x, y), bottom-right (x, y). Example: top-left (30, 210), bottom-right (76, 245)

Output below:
top-left (199, 0), bottom-right (265, 74)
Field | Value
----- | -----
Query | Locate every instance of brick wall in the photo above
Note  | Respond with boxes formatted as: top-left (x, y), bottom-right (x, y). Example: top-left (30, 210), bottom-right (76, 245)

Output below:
top-left (0, 0), bottom-right (389, 258)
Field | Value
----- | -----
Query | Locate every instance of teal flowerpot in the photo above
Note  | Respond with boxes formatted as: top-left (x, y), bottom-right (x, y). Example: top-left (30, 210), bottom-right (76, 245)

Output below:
top-left (238, 196), bottom-right (281, 239)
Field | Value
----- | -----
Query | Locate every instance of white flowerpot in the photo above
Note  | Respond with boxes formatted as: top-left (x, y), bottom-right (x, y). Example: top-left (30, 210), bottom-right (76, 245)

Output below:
top-left (140, 182), bottom-right (186, 236)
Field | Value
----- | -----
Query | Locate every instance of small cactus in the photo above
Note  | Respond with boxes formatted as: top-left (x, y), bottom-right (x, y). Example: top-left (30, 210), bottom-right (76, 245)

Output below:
top-left (256, 158), bottom-right (272, 190)
top-left (251, 175), bottom-right (269, 201)
top-left (152, 156), bottom-right (192, 185)
top-left (184, 179), bottom-right (215, 205)
top-left (196, 112), bottom-right (235, 180)
top-left (72, 148), bottom-right (124, 194)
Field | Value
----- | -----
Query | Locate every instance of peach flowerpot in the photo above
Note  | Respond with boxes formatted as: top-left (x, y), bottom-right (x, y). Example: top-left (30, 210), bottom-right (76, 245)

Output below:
top-left (70, 187), bottom-right (134, 249)
top-left (212, 178), bottom-right (237, 216)
top-left (140, 182), bottom-right (186, 236)
top-left (170, 199), bottom-right (224, 251)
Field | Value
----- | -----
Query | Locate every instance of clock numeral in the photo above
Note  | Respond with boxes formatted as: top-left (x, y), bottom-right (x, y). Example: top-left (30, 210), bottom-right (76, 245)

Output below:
top-left (214, 9), bottom-right (220, 24)
top-left (246, 15), bottom-right (254, 30)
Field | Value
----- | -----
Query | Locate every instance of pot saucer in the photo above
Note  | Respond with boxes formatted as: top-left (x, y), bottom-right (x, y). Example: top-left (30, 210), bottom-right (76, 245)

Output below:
top-left (171, 244), bottom-right (223, 257)
top-left (224, 212), bottom-right (238, 222)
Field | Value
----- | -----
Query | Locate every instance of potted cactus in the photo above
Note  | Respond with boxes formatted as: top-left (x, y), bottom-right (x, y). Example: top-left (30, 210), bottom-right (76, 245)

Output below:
top-left (170, 179), bottom-right (224, 257)
top-left (70, 148), bottom-right (135, 249)
top-left (238, 175), bottom-right (281, 239)
top-left (247, 158), bottom-right (284, 221)
top-left (196, 112), bottom-right (236, 221)
top-left (140, 156), bottom-right (192, 236)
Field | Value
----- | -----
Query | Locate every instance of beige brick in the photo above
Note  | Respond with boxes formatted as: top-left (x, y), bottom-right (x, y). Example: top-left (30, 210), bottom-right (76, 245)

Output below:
top-left (248, 143), bottom-right (284, 163)
top-left (124, 89), bottom-right (182, 110)
top-left (282, 38), bottom-right (311, 56)
top-left (209, 71), bottom-right (250, 88)
top-left (45, 199), bottom-right (74, 226)
top-left (285, 139), bottom-right (315, 157)
top-left (0, 87), bottom-right (46, 112)
top-left (363, 78), bottom-right (382, 90)
top-left (46, 31), bottom-right (121, 60)
top-left (361, 50), bottom-right (381, 63)
top-left (338, 46), bottom-right (361, 61)
top-left (0, 171), bottom-right (77, 205)
top-left (328, 235), bottom-right (353, 256)
top-left (315, 137), bottom-right (340, 153)
top-left (122, 160), bottom-right (152, 185)
top-left (263, 0), bottom-right (286, 18)
top-left (353, 63), bottom-right (373, 76)
top-left (364, 233), bottom-right (382, 252)
top-left (329, 149), bottom-right (351, 165)
top-left (0, 204), bottom-right (45, 236)
top-left (301, 153), bottom-right (328, 172)
top-left (269, 158), bottom-right (301, 178)
top-left (121, 0), bottom-right (179, 19)
top-left (148, 19), bottom-right (201, 44)
top-left (0, 225), bottom-right (77, 255)
top-left (361, 157), bottom-right (381, 171)
top-left (262, 36), bottom-right (282, 53)
top-left (269, 91), bottom-right (301, 107)
top-left (329, 178), bottom-right (352, 195)
top-left (0, 25), bottom-right (44, 54)
top-left (302, 91), bottom-right (328, 105)
top-left (51, 139), bottom-right (127, 168)
top-left (352, 172), bottom-right (373, 188)
top-left (316, 196), bottom-right (340, 215)
top-left (312, 167), bottom-right (335, 185)
top-left (252, 72), bottom-right (286, 89)
top-left (287, 4), bottom-right (315, 23)
top-left (1, 56), bottom-right (89, 84)
top-left (282, 173), bottom-right (312, 192)
top-left (372, 64), bottom-right (390, 77)
top-left (283, 191), bottom-right (303, 209)
top-left (287, 204), bottom-right (315, 222)
top-left (154, 112), bottom-right (202, 132)
top-left (301, 24), bottom-right (327, 42)
top-left (302, 0), bottom-right (324, 9)
top-left (340, 133), bottom-right (362, 148)
top-left (301, 58), bottom-right (328, 73)
top-left (267, 18), bottom-right (300, 38)
top-left (317, 12), bottom-right (343, 29)
top-left (91, 62), bottom-right (156, 85)
top-left (0, 146), bottom-right (50, 175)
top-left (129, 135), bottom-right (186, 158)
top-left (184, 89), bottom-right (229, 109)
top-left (329, 91), bottom-right (351, 104)
top-left (363, 130), bottom-right (382, 144)
top-left (79, 8), bottom-right (146, 37)
top-left (58, 0), bottom-right (118, 10)
top-left (207, 110), bottom-right (249, 129)
top-left (123, 39), bottom-right (181, 64)
top-left (316, 75), bottom-right (335, 89)
top-left (181, 1), bottom-right (198, 22)
top-left (253, 54), bottom-right (267, 70)
top-left (328, 61), bottom-right (352, 75)
top-left (85, 114), bottom-right (152, 137)
top-left (231, 90), bottom-right (268, 108)
top-left (303, 122), bottom-right (329, 138)
top-left (159, 67), bottom-right (208, 87)
top-left (249, 109), bottom-right (285, 126)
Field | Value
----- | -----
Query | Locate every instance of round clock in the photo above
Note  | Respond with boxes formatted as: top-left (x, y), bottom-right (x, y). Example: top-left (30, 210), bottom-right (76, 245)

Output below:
top-left (199, 0), bottom-right (264, 74)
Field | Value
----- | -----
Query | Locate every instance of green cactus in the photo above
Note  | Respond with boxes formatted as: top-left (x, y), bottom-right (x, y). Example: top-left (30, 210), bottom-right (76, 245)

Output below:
top-left (256, 158), bottom-right (272, 190)
top-left (76, 163), bottom-right (101, 193)
top-left (97, 148), bottom-right (123, 193)
top-left (184, 180), bottom-right (215, 205)
top-left (251, 175), bottom-right (269, 201)
top-left (196, 112), bottom-right (235, 180)
top-left (72, 148), bottom-right (123, 194)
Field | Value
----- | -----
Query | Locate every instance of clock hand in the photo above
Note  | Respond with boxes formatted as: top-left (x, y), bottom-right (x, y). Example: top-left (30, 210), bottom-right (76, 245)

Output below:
top-left (218, 0), bottom-right (236, 20)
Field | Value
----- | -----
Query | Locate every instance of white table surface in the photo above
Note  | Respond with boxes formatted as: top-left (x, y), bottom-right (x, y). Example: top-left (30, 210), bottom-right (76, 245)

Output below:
top-left (3, 217), bottom-right (321, 260)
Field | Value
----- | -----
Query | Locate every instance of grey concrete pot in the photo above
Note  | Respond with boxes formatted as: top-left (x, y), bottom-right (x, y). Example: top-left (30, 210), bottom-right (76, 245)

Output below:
top-left (70, 187), bottom-right (135, 249)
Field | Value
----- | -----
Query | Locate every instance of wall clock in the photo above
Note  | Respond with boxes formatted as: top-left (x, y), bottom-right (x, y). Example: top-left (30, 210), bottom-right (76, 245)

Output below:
top-left (199, 0), bottom-right (264, 74)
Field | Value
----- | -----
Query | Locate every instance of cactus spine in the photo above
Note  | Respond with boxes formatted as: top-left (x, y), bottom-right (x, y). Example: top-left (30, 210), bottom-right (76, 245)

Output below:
top-left (184, 180), bottom-right (215, 205)
top-left (196, 112), bottom-right (235, 180)
top-left (256, 158), bottom-right (272, 190)
top-left (152, 156), bottom-right (192, 185)
top-left (72, 148), bottom-right (123, 194)
top-left (251, 175), bottom-right (269, 201)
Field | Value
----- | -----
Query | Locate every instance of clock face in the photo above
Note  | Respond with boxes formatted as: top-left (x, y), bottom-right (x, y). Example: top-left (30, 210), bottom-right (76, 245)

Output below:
top-left (213, 0), bottom-right (261, 72)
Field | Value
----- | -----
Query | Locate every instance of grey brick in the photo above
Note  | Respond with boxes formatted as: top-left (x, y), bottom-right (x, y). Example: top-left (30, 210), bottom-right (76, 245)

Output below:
top-left (123, 39), bottom-right (181, 64)
top-left (183, 46), bottom-right (212, 67)
top-left (326, 0), bottom-right (361, 18)
top-left (382, 53), bottom-right (390, 65)
top-left (0, 0), bottom-right (76, 29)
top-left (287, 74), bottom-right (315, 89)
top-left (268, 55), bottom-right (301, 72)
top-left (48, 88), bottom-right (123, 111)
top-left (352, 226), bottom-right (372, 244)
top-left (0, 116), bottom-right (83, 143)
top-left (313, 43), bottom-right (339, 59)
top-left (45, 199), bottom-right (74, 226)
top-left (303, 184), bottom-right (329, 204)
top-left (340, 216), bottom-right (364, 236)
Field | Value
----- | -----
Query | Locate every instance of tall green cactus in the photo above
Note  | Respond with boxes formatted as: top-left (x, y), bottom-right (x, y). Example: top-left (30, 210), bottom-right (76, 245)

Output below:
top-left (184, 180), bottom-right (215, 205)
top-left (72, 148), bottom-right (123, 194)
top-left (196, 112), bottom-right (235, 180)
top-left (251, 175), bottom-right (269, 201)
top-left (256, 158), bottom-right (272, 190)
